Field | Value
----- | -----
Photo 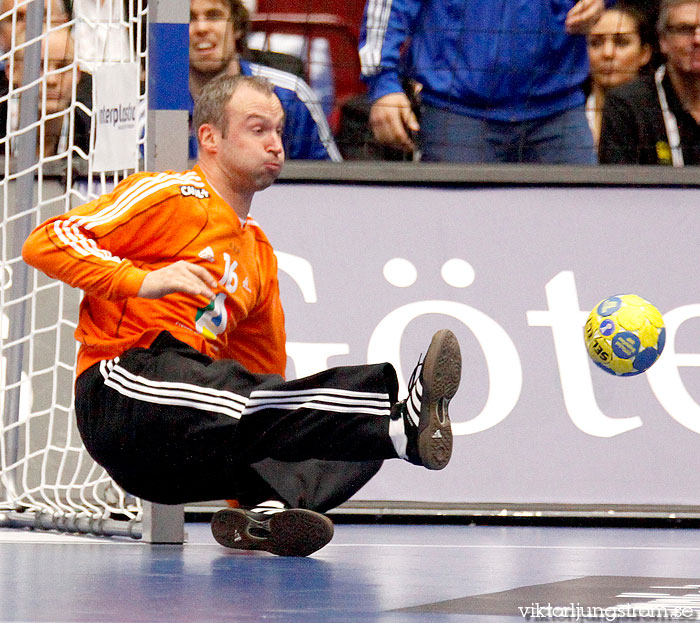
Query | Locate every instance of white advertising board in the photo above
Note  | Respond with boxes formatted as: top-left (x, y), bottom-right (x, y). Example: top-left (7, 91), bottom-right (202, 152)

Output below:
top-left (252, 182), bottom-right (700, 507)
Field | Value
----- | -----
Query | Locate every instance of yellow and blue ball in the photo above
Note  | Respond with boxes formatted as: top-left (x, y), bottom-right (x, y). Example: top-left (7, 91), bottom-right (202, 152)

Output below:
top-left (584, 294), bottom-right (665, 376)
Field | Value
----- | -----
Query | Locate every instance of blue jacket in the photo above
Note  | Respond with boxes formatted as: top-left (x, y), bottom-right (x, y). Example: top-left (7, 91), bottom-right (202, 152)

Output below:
top-left (189, 60), bottom-right (341, 161)
top-left (359, 0), bottom-right (612, 122)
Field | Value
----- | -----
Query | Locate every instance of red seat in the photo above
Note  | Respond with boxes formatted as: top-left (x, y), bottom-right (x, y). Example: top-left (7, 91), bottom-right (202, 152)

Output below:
top-left (255, 0), bottom-right (367, 38)
top-left (249, 12), bottom-right (366, 129)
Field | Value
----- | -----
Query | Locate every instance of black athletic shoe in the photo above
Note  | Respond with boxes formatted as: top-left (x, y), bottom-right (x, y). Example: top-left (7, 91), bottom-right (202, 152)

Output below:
top-left (394, 329), bottom-right (462, 470)
top-left (210, 507), bottom-right (334, 557)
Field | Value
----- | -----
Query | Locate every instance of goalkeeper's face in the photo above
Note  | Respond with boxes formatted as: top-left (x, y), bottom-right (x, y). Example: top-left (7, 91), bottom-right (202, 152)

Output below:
top-left (201, 83), bottom-right (285, 193)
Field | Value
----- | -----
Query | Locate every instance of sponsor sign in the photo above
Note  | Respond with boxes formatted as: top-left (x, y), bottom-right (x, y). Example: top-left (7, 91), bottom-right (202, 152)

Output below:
top-left (253, 183), bottom-right (700, 506)
top-left (92, 63), bottom-right (139, 171)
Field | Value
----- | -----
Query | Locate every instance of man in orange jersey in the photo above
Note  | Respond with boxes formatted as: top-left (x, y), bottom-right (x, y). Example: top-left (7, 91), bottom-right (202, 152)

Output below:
top-left (22, 74), bottom-right (462, 557)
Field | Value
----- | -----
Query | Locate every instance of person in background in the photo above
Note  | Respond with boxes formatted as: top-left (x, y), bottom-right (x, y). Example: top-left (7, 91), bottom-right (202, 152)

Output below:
top-left (599, 0), bottom-right (700, 164)
top-left (586, 4), bottom-right (653, 148)
top-left (189, 0), bottom-right (341, 161)
top-left (2, 26), bottom-right (88, 157)
top-left (0, 0), bottom-right (67, 53)
top-left (359, 0), bottom-right (612, 164)
top-left (0, 0), bottom-right (99, 161)
top-left (1, 0), bottom-right (69, 152)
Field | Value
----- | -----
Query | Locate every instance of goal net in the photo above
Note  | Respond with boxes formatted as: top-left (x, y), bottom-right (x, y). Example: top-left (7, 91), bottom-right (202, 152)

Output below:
top-left (0, 0), bottom-right (148, 538)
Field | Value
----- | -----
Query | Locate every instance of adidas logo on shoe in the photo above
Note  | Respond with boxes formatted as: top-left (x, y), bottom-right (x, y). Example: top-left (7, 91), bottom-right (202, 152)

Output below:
top-left (393, 329), bottom-right (462, 470)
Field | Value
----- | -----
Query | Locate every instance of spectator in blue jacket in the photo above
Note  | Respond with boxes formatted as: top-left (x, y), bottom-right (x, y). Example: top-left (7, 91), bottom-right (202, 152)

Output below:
top-left (359, 0), bottom-right (611, 164)
top-left (189, 0), bottom-right (341, 162)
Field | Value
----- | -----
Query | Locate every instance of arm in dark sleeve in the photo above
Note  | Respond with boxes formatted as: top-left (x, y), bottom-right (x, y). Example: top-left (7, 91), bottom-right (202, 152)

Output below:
top-left (598, 91), bottom-right (643, 164)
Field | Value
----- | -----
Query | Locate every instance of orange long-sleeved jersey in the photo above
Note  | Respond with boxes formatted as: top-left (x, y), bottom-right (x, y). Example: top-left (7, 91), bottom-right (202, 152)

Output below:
top-left (22, 166), bottom-right (287, 378)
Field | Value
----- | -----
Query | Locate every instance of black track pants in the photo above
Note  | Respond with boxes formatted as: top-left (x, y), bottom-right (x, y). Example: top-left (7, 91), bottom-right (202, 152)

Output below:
top-left (75, 332), bottom-right (400, 510)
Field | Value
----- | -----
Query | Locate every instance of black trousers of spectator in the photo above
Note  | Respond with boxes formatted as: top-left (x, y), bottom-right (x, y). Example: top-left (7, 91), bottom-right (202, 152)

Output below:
top-left (75, 332), bottom-right (400, 511)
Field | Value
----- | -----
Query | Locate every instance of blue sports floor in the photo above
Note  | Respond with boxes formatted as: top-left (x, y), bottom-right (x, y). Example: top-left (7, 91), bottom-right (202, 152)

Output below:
top-left (3, 521), bottom-right (700, 622)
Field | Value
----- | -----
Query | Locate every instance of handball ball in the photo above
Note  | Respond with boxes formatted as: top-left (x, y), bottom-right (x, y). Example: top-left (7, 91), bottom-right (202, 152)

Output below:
top-left (584, 294), bottom-right (665, 376)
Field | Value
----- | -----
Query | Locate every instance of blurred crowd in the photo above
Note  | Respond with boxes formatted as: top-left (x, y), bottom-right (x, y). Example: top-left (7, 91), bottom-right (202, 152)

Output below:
top-left (353, 0), bottom-right (700, 165)
top-left (2, 0), bottom-right (699, 166)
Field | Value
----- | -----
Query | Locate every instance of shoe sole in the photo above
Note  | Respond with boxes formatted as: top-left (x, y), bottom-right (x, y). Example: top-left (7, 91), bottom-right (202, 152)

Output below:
top-left (418, 329), bottom-right (462, 470)
top-left (211, 508), bottom-right (334, 557)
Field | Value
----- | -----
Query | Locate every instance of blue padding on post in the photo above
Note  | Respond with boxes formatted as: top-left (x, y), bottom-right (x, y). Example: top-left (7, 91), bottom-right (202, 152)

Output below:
top-left (149, 22), bottom-right (190, 111)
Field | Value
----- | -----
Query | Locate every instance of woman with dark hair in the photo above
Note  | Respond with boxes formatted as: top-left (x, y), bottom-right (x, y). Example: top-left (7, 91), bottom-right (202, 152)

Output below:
top-left (586, 4), bottom-right (654, 147)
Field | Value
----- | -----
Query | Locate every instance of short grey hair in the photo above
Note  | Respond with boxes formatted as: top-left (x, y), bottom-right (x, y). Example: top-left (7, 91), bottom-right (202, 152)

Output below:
top-left (657, 0), bottom-right (700, 35)
top-left (193, 73), bottom-right (276, 140)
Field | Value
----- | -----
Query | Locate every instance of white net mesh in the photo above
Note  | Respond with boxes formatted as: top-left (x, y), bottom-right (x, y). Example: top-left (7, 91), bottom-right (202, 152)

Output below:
top-left (0, 0), bottom-right (148, 535)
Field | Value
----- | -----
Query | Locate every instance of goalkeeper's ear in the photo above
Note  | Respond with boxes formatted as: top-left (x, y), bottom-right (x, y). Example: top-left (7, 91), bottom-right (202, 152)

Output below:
top-left (197, 122), bottom-right (220, 156)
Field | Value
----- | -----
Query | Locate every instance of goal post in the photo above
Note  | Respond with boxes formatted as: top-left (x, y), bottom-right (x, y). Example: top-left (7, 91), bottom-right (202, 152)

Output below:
top-left (0, 0), bottom-right (188, 543)
top-left (142, 0), bottom-right (189, 545)
top-left (3, 0), bottom-right (41, 499)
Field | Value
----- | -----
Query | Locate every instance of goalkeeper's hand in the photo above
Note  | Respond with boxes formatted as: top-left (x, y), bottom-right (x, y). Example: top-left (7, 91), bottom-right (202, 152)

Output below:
top-left (137, 260), bottom-right (217, 301)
